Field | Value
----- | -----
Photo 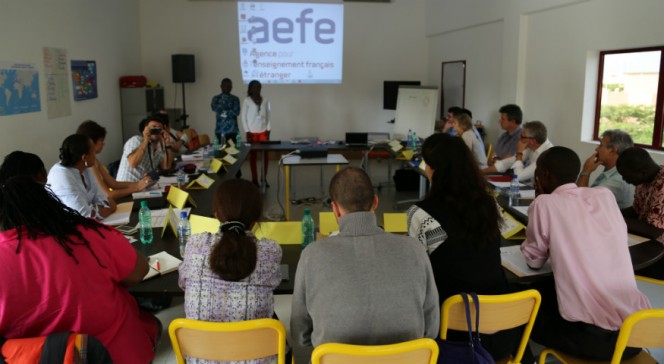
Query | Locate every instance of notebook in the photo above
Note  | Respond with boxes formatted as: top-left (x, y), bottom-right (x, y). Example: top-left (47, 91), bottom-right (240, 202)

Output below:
top-left (345, 132), bottom-right (368, 146)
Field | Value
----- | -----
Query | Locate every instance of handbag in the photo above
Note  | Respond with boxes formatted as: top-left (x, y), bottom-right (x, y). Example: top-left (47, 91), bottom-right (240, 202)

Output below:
top-left (437, 292), bottom-right (495, 364)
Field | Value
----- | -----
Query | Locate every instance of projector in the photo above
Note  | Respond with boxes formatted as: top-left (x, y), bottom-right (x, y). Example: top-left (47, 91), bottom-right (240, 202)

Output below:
top-left (299, 146), bottom-right (328, 159)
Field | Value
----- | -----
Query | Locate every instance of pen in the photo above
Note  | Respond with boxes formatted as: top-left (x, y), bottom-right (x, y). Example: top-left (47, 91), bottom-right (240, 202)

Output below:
top-left (155, 259), bottom-right (160, 271)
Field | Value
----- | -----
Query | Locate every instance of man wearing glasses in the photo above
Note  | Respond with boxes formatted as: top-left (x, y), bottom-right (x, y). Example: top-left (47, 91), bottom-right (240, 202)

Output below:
top-left (482, 120), bottom-right (553, 182)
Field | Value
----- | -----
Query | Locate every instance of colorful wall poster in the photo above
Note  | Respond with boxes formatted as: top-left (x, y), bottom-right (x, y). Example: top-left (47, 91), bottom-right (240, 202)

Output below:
top-left (71, 60), bottom-right (97, 101)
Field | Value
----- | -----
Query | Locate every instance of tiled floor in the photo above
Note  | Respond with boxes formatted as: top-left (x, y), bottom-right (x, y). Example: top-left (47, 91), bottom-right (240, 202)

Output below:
top-left (150, 157), bottom-right (664, 363)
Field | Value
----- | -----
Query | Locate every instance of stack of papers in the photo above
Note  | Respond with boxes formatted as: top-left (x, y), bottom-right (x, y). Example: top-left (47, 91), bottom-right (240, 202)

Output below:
top-left (500, 245), bottom-right (552, 278)
top-left (143, 251), bottom-right (183, 280)
top-left (101, 202), bottom-right (133, 226)
top-left (500, 210), bottom-right (526, 240)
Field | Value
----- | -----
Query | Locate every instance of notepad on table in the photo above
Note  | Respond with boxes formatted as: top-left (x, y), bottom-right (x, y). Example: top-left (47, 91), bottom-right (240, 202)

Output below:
top-left (101, 202), bottom-right (133, 226)
top-left (186, 174), bottom-right (214, 189)
top-left (143, 251), bottom-right (183, 280)
top-left (500, 245), bottom-right (552, 278)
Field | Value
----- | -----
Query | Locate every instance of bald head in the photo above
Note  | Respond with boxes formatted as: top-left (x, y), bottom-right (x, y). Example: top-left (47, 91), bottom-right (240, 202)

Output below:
top-left (329, 167), bottom-right (375, 213)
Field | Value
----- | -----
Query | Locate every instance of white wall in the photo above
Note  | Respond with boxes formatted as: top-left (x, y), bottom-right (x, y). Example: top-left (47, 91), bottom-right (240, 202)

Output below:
top-left (0, 0), bottom-right (141, 168)
top-left (138, 0), bottom-right (428, 141)
top-left (426, 0), bottom-right (664, 164)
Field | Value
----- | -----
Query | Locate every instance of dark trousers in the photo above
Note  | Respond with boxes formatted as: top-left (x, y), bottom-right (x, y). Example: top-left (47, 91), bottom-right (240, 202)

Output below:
top-left (530, 279), bottom-right (641, 361)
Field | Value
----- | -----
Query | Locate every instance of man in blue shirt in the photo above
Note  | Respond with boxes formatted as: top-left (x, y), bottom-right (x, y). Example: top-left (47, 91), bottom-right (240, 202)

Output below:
top-left (211, 78), bottom-right (240, 144)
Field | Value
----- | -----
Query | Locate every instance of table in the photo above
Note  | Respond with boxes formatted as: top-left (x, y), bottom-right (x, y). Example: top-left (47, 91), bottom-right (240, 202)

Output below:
top-left (128, 146), bottom-right (301, 297)
top-left (495, 191), bottom-right (664, 281)
top-left (282, 154), bottom-right (349, 221)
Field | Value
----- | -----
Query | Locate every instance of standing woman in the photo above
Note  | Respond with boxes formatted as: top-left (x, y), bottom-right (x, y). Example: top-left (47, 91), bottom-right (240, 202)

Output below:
top-left (452, 113), bottom-right (488, 168)
top-left (0, 152), bottom-right (160, 364)
top-left (406, 133), bottom-right (530, 361)
top-left (48, 134), bottom-right (117, 219)
top-left (179, 179), bottom-right (282, 363)
top-left (242, 80), bottom-right (271, 187)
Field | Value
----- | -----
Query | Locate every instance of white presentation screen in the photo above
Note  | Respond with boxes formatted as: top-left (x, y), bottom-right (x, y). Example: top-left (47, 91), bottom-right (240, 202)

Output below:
top-left (238, 1), bottom-right (344, 84)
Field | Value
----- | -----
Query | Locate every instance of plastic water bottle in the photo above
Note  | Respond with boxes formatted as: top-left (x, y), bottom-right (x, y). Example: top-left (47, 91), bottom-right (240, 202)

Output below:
top-left (509, 174), bottom-right (520, 206)
top-left (406, 129), bottom-right (413, 149)
top-left (178, 211), bottom-right (191, 258)
top-left (411, 131), bottom-right (418, 150)
top-left (213, 135), bottom-right (220, 157)
top-left (236, 132), bottom-right (243, 147)
top-left (301, 208), bottom-right (315, 250)
top-left (176, 166), bottom-right (186, 189)
top-left (139, 201), bottom-right (153, 245)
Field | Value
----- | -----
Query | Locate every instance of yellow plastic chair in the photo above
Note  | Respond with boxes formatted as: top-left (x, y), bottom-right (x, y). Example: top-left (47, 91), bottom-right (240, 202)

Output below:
top-left (253, 221), bottom-right (302, 245)
top-left (319, 211), bottom-right (338, 236)
top-left (168, 318), bottom-right (287, 364)
top-left (311, 338), bottom-right (439, 364)
top-left (383, 213), bottom-right (407, 234)
top-left (538, 308), bottom-right (664, 364)
top-left (441, 289), bottom-right (541, 364)
top-left (486, 143), bottom-right (493, 159)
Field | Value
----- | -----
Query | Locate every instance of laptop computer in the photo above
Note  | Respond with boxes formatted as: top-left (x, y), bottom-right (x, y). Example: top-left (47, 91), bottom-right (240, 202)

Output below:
top-left (345, 132), bottom-right (368, 146)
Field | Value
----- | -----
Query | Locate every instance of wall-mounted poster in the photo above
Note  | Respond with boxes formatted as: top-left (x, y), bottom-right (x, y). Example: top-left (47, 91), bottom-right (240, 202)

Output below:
top-left (43, 47), bottom-right (71, 119)
top-left (0, 62), bottom-right (41, 116)
top-left (71, 60), bottom-right (97, 101)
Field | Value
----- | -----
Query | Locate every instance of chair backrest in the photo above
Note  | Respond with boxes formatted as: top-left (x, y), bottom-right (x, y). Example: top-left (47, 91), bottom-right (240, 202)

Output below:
top-left (486, 143), bottom-right (493, 159)
top-left (383, 213), bottom-right (407, 233)
top-left (319, 212), bottom-right (338, 236)
top-left (441, 289), bottom-right (541, 363)
top-left (253, 221), bottom-right (302, 245)
top-left (198, 133), bottom-right (210, 146)
top-left (311, 338), bottom-right (439, 364)
top-left (611, 308), bottom-right (664, 364)
top-left (168, 318), bottom-right (286, 364)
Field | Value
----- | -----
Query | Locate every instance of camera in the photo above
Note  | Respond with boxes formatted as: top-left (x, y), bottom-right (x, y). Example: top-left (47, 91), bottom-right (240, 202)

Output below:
top-left (149, 127), bottom-right (162, 135)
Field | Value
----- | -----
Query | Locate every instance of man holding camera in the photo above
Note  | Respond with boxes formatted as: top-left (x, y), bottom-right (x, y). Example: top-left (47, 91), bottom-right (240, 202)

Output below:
top-left (116, 116), bottom-right (173, 182)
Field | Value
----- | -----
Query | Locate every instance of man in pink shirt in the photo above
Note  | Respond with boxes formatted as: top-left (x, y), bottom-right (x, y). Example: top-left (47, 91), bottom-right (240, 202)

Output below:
top-left (521, 146), bottom-right (650, 360)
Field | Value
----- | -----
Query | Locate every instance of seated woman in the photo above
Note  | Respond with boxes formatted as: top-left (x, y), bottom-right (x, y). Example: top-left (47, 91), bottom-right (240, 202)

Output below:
top-left (47, 134), bottom-right (116, 219)
top-left (0, 151), bottom-right (159, 364)
top-left (452, 113), bottom-right (488, 168)
top-left (406, 133), bottom-right (529, 361)
top-left (0, 150), bottom-right (47, 183)
top-left (77, 120), bottom-right (153, 200)
top-left (179, 178), bottom-right (282, 362)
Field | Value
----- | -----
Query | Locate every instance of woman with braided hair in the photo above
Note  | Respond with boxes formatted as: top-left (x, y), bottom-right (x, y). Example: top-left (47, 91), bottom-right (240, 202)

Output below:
top-left (0, 151), bottom-right (160, 364)
top-left (179, 178), bottom-right (282, 363)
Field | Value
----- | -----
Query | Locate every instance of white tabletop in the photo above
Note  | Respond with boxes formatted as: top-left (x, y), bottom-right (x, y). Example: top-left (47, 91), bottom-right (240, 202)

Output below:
top-left (283, 154), bottom-right (349, 166)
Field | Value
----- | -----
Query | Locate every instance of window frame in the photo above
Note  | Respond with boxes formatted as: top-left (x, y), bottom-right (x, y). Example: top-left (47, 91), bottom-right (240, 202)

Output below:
top-left (593, 45), bottom-right (664, 150)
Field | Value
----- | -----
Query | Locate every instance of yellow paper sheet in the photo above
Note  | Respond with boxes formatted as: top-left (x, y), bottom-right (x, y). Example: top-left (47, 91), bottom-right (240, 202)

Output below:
top-left (167, 186), bottom-right (189, 210)
top-left (384, 213), bottom-right (408, 233)
top-left (209, 158), bottom-right (223, 173)
top-left (161, 205), bottom-right (180, 238)
top-left (397, 149), bottom-right (415, 161)
top-left (190, 214), bottom-right (221, 235)
top-left (225, 146), bottom-right (240, 155)
top-left (319, 212), bottom-right (338, 236)
top-left (186, 174), bottom-right (214, 189)
top-left (223, 154), bottom-right (237, 165)
top-left (253, 221), bottom-right (302, 245)
top-left (500, 211), bottom-right (526, 240)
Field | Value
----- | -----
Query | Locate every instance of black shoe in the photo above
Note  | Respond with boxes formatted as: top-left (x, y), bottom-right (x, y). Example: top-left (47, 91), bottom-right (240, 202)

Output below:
top-left (252, 180), bottom-right (260, 188)
top-left (265, 181), bottom-right (270, 188)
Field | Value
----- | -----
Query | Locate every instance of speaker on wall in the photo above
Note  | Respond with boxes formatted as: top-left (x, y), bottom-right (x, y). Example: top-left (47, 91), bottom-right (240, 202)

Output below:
top-left (172, 54), bottom-right (195, 83)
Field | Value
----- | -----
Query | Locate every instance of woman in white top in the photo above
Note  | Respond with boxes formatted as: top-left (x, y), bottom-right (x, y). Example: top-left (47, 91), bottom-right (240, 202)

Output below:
top-left (241, 80), bottom-right (271, 186)
top-left (47, 134), bottom-right (117, 219)
top-left (452, 114), bottom-right (488, 168)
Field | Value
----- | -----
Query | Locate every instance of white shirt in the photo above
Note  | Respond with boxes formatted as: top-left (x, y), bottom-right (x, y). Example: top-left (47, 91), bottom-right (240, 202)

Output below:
top-left (460, 129), bottom-right (487, 168)
top-left (47, 163), bottom-right (109, 218)
top-left (241, 97), bottom-right (270, 133)
top-left (494, 139), bottom-right (554, 182)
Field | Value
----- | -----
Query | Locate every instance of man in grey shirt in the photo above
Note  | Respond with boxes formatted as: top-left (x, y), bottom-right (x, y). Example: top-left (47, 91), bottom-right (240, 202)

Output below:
top-left (291, 167), bottom-right (440, 349)
top-left (488, 104), bottom-right (523, 164)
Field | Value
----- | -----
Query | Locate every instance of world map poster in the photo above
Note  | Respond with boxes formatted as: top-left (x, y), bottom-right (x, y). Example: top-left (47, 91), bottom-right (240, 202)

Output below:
top-left (0, 62), bottom-right (41, 117)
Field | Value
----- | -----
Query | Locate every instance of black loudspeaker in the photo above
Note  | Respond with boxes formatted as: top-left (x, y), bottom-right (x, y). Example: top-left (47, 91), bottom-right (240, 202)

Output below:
top-left (171, 54), bottom-right (195, 83)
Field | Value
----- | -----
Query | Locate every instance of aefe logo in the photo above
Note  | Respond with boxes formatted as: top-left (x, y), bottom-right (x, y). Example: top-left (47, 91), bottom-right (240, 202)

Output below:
top-left (248, 8), bottom-right (336, 44)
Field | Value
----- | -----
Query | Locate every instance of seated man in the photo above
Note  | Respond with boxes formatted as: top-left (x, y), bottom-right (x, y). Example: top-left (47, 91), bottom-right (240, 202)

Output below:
top-left (116, 115), bottom-right (173, 182)
top-left (576, 129), bottom-right (634, 208)
top-left (521, 146), bottom-right (650, 360)
top-left (488, 104), bottom-right (523, 164)
top-left (291, 167), bottom-right (439, 349)
top-left (482, 120), bottom-right (553, 182)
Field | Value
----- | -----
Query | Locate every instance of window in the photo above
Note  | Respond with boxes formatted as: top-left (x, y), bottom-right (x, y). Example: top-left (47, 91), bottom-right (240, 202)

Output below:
top-left (594, 46), bottom-right (664, 149)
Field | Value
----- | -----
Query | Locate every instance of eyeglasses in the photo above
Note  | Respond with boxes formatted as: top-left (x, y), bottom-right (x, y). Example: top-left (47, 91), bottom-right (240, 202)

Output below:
top-left (520, 136), bottom-right (535, 140)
